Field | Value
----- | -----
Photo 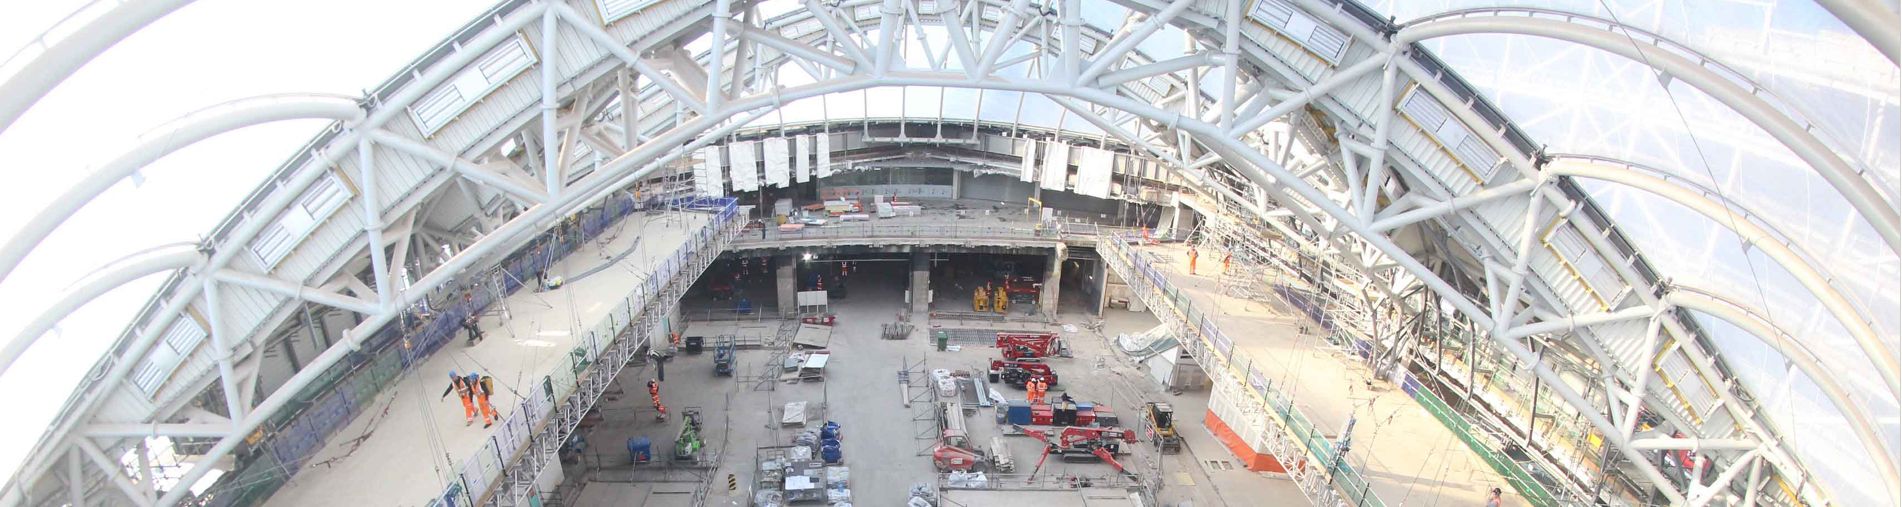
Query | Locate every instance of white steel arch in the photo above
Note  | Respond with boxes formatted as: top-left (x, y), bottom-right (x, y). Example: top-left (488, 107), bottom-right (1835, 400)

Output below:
top-left (1545, 155), bottom-right (1899, 401)
top-left (0, 0), bottom-right (200, 137)
top-left (0, 1), bottom-right (1883, 506)
top-left (0, 94), bottom-right (365, 287)
top-left (1393, 8), bottom-right (1901, 254)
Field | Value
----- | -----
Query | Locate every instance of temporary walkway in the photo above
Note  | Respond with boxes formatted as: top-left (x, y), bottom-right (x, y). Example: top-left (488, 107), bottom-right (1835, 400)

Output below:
top-left (1103, 238), bottom-right (1514, 506)
top-left (264, 211), bottom-right (712, 507)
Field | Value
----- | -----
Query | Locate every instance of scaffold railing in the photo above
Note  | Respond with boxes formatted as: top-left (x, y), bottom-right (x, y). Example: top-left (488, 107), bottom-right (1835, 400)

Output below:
top-left (1097, 232), bottom-right (1384, 507)
top-left (421, 197), bottom-right (743, 507)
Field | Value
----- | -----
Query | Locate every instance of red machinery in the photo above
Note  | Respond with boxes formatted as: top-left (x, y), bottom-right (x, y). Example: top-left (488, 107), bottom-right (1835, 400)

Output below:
top-left (1003, 276), bottom-right (1041, 296)
top-left (996, 332), bottom-right (1066, 360)
top-left (1016, 425), bottom-right (1138, 482)
top-left (989, 360), bottom-right (1059, 388)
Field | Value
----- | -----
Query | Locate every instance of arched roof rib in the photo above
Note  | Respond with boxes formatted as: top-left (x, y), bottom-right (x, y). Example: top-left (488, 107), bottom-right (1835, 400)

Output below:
top-left (0, 0), bottom-right (1878, 505)
top-left (0, 94), bottom-right (365, 288)
top-left (1663, 286), bottom-right (1900, 503)
top-left (1290, 0), bottom-right (1845, 503)
top-left (1394, 8), bottom-right (1899, 253)
top-left (0, 0), bottom-right (197, 136)
top-left (1546, 155), bottom-right (1897, 401)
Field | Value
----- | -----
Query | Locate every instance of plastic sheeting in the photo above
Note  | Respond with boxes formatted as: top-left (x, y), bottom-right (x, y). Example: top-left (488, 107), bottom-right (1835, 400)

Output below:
top-left (1019, 139), bottom-right (1038, 182)
top-left (796, 135), bottom-right (813, 183)
top-left (816, 134), bottom-right (834, 178)
top-left (1040, 142), bottom-right (1069, 191)
top-left (729, 140), bottom-right (759, 191)
top-left (1075, 147), bottom-right (1114, 198)
top-left (764, 137), bottom-right (791, 188)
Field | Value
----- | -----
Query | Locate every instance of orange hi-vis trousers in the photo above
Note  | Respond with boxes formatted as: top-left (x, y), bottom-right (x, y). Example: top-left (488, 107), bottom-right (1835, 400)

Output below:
top-left (475, 394), bottom-right (497, 425)
top-left (458, 395), bottom-right (476, 423)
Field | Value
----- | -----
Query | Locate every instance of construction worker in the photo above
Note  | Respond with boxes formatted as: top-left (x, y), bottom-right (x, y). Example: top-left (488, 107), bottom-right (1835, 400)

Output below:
top-left (1222, 252), bottom-right (1231, 273)
top-left (467, 373), bottom-right (497, 428)
top-left (1026, 377), bottom-right (1044, 404)
top-left (1188, 247), bottom-right (1199, 274)
top-left (441, 371), bottom-right (477, 426)
top-left (462, 314), bottom-right (483, 346)
top-left (648, 379), bottom-right (668, 420)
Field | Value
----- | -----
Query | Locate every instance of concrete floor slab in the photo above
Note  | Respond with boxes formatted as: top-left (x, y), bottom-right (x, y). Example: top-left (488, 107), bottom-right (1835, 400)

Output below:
top-left (1131, 243), bottom-right (1517, 505)
top-left (264, 211), bottom-right (710, 507)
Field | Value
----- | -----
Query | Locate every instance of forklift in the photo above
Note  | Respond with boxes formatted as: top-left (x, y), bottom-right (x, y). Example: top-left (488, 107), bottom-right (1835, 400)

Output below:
top-left (1144, 402), bottom-right (1182, 454)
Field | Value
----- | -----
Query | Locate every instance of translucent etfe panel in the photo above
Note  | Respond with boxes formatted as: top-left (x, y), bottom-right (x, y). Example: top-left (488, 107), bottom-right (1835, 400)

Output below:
top-left (1075, 147), bottom-right (1114, 198)
top-left (816, 134), bottom-right (833, 178)
top-left (695, 146), bottom-right (723, 196)
top-left (1020, 139), bottom-right (1039, 182)
top-left (764, 137), bottom-right (791, 188)
top-left (729, 140), bottom-right (759, 191)
top-left (795, 136), bottom-right (813, 183)
top-left (408, 34), bottom-right (537, 136)
top-left (1042, 142), bottom-right (1070, 191)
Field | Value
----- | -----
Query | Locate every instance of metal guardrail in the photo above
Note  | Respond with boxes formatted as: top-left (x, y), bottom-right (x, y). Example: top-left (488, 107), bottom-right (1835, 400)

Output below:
top-left (424, 198), bottom-right (743, 507)
top-left (730, 221), bottom-right (1142, 247)
top-left (1097, 233), bottom-right (1384, 507)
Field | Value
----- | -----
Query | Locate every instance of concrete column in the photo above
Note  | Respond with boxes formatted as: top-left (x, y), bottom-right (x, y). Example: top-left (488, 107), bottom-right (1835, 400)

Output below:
top-left (776, 255), bottom-right (797, 317)
top-left (910, 251), bottom-right (930, 314)
top-left (1042, 245), bottom-right (1065, 317)
top-left (951, 170), bottom-right (964, 199)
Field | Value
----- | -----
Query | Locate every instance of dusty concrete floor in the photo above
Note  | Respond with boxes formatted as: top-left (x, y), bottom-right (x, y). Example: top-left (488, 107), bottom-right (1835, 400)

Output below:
top-left (264, 211), bottom-right (710, 507)
top-left (1134, 243), bottom-right (1513, 506)
top-left (562, 261), bottom-right (1314, 506)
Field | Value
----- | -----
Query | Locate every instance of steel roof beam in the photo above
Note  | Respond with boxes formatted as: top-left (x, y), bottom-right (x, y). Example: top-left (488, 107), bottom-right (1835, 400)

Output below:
top-left (1547, 157), bottom-right (1899, 400)
top-left (1395, 11), bottom-right (1900, 254)
top-left (1666, 287), bottom-right (1901, 505)
top-left (1814, 0), bottom-right (1900, 63)
top-left (0, 0), bottom-right (199, 137)
top-left (0, 245), bottom-right (203, 378)
top-left (0, 94), bottom-right (363, 287)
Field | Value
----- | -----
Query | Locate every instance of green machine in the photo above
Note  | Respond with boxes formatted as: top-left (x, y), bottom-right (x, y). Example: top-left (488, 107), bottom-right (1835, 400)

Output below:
top-left (673, 409), bottom-right (705, 461)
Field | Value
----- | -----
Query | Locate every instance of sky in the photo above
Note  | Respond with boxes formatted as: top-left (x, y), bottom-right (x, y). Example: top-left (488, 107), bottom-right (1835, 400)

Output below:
top-left (0, 0), bottom-right (496, 488)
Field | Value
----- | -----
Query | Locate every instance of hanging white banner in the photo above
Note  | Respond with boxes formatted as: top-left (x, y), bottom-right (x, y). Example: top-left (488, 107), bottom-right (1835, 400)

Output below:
top-left (1040, 142), bottom-right (1069, 191)
top-left (729, 140), bottom-right (759, 191)
top-left (764, 137), bottom-right (791, 188)
top-left (1019, 139), bottom-right (1038, 183)
top-left (795, 135), bottom-right (813, 183)
top-left (816, 134), bottom-right (834, 178)
top-left (1075, 147), bottom-right (1114, 198)
top-left (694, 146), bottom-right (723, 197)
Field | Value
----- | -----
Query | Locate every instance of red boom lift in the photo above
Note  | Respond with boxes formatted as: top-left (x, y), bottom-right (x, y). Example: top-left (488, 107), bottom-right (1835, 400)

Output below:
top-left (996, 332), bottom-right (1067, 360)
top-left (989, 360), bottom-right (1059, 387)
top-left (1016, 425), bottom-right (1138, 482)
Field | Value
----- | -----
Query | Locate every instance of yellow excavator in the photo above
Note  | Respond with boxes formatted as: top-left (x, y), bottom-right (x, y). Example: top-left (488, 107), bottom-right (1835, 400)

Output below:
top-left (1144, 402), bottom-right (1182, 454)
top-left (974, 285), bottom-right (990, 312)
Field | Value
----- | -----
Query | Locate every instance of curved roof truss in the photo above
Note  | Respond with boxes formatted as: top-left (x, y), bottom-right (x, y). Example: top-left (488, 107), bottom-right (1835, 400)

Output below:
top-left (0, 0), bottom-right (1887, 506)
